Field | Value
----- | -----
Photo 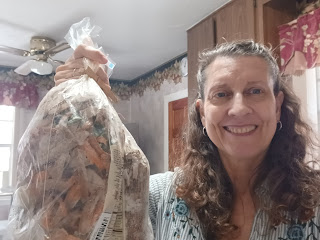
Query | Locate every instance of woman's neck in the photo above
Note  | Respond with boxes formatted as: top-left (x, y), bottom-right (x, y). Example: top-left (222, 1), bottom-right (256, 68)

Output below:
top-left (219, 152), bottom-right (265, 194)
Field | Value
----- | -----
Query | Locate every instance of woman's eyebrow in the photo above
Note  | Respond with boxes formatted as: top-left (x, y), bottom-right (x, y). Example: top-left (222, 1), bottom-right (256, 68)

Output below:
top-left (246, 80), bottom-right (266, 84)
top-left (245, 80), bottom-right (270, 87)
top-left (208, 82), bottom-right (229, 90)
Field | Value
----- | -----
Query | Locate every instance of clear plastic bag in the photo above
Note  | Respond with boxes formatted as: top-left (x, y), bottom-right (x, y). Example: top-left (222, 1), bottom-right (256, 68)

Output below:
top-left (7, 18), bottom-right (153, 240)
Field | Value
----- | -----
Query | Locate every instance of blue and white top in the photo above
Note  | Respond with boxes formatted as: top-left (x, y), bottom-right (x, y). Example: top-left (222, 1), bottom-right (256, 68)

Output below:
top-left (149, 171), bottom-right (320, 240)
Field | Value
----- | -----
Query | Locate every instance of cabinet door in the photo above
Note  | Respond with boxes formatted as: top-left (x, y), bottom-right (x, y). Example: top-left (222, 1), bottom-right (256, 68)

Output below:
top-left (215, 0), bottom-right (255, 45)
top-left (255, 0), bottom-right (296, 66)
top-left (255, 0), bottom-right (296, 45)
top-left (187, 17), bottom-right (215, 106)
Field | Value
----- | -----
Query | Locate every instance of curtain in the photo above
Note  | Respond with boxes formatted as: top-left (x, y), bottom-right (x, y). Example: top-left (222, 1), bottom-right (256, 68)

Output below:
top-left (279, 7), bottom-right (320, 75)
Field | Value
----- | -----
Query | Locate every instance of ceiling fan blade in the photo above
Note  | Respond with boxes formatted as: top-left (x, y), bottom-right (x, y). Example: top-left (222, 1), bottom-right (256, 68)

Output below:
top-left (14, 60), bottom-right (32, 75)
top-left (0, 45), bottom-right (30, 57)
top-left (44, 42), bottom-right (70, 56)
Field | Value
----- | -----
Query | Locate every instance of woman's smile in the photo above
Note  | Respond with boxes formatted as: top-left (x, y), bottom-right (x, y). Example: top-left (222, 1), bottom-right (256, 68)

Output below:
top-left (223, 125), bottom-right (257, 135)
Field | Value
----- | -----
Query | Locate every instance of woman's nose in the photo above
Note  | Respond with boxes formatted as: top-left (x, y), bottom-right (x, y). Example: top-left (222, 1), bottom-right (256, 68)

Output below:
top-left (228, 94), bottom-right (252, 117)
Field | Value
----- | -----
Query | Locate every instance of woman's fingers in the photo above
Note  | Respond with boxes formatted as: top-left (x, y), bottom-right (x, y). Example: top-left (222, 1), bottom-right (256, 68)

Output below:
top-left (54, 44), bottom-right (110, 86)
top-left (55, 67), bottom-right (85, 81)
top-left (56, 58), bottom-right (84, 71)
top-left (55, 65), bottom-right (109, 87)
top-left (54, 58), bottom-right (85, 81)
top-left (96, 65), bottom-right (110, 85)
top-left (73, 44), bottom-right (108, 64)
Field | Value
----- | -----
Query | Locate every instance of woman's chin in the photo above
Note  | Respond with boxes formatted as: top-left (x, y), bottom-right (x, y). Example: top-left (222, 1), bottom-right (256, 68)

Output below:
top-left (220, 148), bottom-right (267, 165)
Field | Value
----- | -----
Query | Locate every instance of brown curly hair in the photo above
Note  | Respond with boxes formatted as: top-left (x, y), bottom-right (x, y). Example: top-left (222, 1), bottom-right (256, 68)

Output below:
top-left (175, 40), bottom-right (320, 239)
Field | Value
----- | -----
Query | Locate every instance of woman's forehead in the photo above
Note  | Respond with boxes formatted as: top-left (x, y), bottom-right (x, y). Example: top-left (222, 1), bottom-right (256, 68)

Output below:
top-left (206, 56), bottom-right (268, 77)
top-left (204, 56), bottom-right (272, 88)
top-left (208, 56), bottom-right (268, 70)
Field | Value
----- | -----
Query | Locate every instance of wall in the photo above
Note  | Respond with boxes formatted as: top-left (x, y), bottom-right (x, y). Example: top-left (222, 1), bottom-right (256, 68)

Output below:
top-left (114, 76), bottom-right (188, 174)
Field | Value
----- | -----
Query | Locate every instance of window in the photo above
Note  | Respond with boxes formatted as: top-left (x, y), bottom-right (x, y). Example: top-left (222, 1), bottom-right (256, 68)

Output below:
top-left (0, 105), bottom-right (15, 189)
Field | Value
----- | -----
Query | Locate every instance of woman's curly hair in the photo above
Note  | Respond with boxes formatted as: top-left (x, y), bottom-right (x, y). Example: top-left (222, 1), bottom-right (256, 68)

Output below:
top-left (175, 40), bottom-right (320, 239)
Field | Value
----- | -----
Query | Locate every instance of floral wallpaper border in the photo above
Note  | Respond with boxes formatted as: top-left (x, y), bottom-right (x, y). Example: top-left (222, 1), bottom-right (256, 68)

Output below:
top-left (0, 68), bottom-right (55, 90)
top-left (110, 57), bottom-right (185, 101)
top-left (0, 55), bottom-right (185, 103)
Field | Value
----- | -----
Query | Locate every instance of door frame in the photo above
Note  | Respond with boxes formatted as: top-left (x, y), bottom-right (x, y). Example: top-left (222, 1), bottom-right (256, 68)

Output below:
top-left (163, 89), bottom-right (188, 171)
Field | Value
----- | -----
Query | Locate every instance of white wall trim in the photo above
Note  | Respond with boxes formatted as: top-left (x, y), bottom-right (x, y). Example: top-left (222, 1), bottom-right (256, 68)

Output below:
top-left (163, 89), bottom-right (188, 172)
top-left (11, 107), bottom-right (19, 189)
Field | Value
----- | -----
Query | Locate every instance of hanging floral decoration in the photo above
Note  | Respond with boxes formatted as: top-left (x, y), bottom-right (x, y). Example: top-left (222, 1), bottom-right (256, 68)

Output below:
top-left (279, 7), bottom-right (320, 75)
top-left (0, 69), bottom-right (54, 108)
top-left (111, 60), bottom-right (183, 101)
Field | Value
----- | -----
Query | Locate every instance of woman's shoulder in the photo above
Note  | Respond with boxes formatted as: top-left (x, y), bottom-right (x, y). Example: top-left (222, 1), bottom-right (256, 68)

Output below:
top-left (150, 168), bottom-right (183, 193)
top-left (150, 170), bottom-right (204, 239)
top-left (150, 170), bottom-right (175, 182)
top-left (149, 171), bottom-right (175, 197)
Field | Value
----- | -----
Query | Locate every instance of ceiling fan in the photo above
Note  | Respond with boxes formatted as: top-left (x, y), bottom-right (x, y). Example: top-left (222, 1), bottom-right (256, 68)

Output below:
top-left (0, 36), bottom-right (70, 75)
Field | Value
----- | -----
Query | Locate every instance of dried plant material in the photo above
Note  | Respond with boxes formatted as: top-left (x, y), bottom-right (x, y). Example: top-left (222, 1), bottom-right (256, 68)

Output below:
top-left (8, 76), bottom-right (153, 239)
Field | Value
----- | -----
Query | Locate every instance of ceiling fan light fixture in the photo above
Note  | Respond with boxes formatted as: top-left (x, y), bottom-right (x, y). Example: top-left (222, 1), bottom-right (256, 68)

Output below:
top-left (2, 36), bottom-right (70, 76)
top-left (29, 60), bottom-right (53, 75)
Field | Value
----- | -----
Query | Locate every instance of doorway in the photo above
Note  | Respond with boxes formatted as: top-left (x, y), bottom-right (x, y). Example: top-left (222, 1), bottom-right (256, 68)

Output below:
top-left (168, 97), bottom-right (188, 171)
top-left (163, 89), bottom-right (188, 171)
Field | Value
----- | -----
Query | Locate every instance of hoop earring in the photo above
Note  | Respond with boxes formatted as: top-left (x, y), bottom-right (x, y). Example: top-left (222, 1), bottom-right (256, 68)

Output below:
top-left (202, 127), bottom-right (208, 136)
top-left (277, 121), bottom-right (283, 131)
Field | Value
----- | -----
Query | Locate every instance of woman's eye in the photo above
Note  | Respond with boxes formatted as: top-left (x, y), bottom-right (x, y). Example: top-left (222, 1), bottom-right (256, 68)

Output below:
top-left (215, 92), bottom-right (227, 98)
top-left (250, 88), bottom-right (262, 94)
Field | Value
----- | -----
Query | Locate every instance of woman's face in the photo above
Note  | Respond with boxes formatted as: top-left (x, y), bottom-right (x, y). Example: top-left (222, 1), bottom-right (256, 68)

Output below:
top-left (197, 56), bottom-right (284, 163)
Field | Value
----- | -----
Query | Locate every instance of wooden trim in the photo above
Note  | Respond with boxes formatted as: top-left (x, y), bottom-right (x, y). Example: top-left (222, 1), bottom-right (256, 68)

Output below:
top-left (188, 0), bottom-right (241, 33)
top-left (255, 0), bottom-right (271, 42)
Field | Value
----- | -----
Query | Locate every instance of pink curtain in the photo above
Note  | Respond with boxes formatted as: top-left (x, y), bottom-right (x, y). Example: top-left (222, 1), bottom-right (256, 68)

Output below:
top-left (0, 82), bottom-right (39, 108)
top-left (279, 7), bottom-right (320, 75)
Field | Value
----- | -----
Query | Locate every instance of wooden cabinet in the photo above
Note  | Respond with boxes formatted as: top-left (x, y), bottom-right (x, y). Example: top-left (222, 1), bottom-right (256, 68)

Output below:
top-left (187, 17), bottom-right (215, 105)
top-left (187, 0), bottom-right (255, 105)
top-left (215, 0), bottom-right (255, 44)
top-left (187, 0), bottom-right (297, 105)
top-left (255, 0), bottom-right (296, 62)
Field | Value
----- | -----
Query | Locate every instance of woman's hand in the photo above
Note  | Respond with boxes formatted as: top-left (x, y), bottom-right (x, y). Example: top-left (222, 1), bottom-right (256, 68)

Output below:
top-left (54, 44), bottom-right (110, 86)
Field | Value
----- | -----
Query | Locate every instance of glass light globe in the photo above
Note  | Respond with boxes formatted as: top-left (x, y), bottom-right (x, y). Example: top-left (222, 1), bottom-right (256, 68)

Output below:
top-left (29, 60), bottom-right (53, 75)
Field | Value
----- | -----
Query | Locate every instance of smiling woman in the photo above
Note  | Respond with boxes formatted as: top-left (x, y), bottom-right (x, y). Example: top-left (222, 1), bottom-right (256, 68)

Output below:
top-left (175, 40), bottom-right (320, 240)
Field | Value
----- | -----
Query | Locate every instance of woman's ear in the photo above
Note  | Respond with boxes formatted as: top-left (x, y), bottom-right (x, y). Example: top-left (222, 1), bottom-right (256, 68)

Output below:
top-left (275, 91), bottom-right (284, 121)
top-left (196, 99), bottom-right (206, 127)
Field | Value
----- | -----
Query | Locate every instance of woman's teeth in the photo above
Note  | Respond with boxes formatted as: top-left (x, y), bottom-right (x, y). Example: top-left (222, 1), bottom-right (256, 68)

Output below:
top-left (225, 125), bottom-right (256, 134)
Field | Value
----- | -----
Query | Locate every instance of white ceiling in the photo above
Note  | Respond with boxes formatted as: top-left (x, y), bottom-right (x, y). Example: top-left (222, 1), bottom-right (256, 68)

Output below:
top-left (0, 0), bottom-right (229, 81)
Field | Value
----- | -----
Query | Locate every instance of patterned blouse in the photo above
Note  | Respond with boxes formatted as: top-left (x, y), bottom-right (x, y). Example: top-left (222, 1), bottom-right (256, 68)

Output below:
top-left (149, 171), bottom-right (320, 240)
